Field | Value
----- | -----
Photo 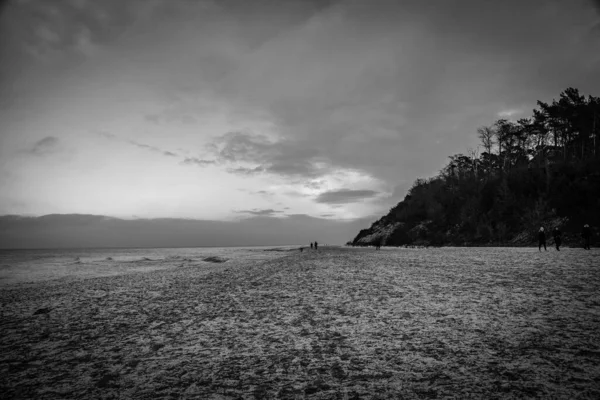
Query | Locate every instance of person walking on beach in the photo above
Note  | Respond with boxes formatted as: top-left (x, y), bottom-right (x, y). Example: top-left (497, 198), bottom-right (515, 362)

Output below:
top-left (582, 224), bottom-right (591, 250)
top-left (538, 227), bottom-right (547, 251)
top-left (553, 227), bottom-right (562, 251)
top-left (314, 241), bottom-right (318, 250)
top-left (310, 242), bottom-right (313, 249)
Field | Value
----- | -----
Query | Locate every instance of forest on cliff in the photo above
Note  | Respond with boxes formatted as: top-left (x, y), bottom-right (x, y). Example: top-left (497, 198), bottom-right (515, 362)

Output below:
top-left (352, 88), bottom-right (600, 247)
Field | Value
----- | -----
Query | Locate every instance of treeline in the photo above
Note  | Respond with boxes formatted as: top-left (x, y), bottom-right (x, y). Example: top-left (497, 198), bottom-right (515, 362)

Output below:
top-left (352, 88), bottom-right (600, 247)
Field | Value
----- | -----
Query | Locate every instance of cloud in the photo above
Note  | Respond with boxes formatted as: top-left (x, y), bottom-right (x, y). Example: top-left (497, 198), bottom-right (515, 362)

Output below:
top-left (3, 0), bottom-right (169, 61)
top-left (226, 166), bottom-right (265, 175)
top-left (29, 136), bottom-right (60, 155)
top-left (304, 180), bottom-right (325, 190)
top-left (235, 208), bottom-right (283, 216)
top-left (145, 114), bottom-right (160, 124)
top-left (497, 109), bottom-right (523, 118)
top-left (320, 213), bottom-right (336, 217)
top-left (202, 0), bottom-right (600, 190)
top-left (96, 131), bottom-right (116, 139)
top-left (73, 25), bottom-right (96, 56)
top-left (284, 213), bottom-right (315, 219)
top-left (127, 140), bottom-right (179, 157)
top-left (213, 131), bottom-right (273, 163)
top-left (208, 131), bottom-right (330, 179)
top-left (284, 190), bottom-right (310, 198)
top-left (144, 112), bottom-right (197, 125)
top-left (95, 131), bottom-right (180, 158)
top-left (181, 157), bottom-right (216, 166)
top-left (250, 190), bottom-right (274, 196)
top-left (315, 189), bottom-right (380, 204)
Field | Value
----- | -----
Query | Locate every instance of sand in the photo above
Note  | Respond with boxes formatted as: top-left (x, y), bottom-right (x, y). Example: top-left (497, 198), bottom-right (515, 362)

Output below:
top-left (1, 247), bottom-right (599, 399)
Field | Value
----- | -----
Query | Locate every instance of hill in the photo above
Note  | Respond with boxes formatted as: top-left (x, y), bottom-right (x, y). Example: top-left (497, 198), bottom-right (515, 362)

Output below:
top-left (351, 88), bottom-right (600, 247)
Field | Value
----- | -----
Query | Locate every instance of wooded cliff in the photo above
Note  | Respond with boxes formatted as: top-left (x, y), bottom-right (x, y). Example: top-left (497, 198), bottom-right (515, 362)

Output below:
top-left (351, 88), bottom-right (600, 247)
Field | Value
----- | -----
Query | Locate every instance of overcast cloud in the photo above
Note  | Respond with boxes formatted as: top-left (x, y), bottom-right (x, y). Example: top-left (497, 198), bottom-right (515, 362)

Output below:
top-left (1, 0), bottom-right (599, 244)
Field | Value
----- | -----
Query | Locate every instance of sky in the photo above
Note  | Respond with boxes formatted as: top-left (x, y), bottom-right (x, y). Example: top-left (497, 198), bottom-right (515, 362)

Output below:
top-left (1, 0), bottom-right (599, 233)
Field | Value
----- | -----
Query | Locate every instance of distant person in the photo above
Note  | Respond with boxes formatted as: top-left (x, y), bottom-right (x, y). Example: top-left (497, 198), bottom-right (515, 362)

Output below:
top-left (310, 242), bottom-right (313, 249)
top-left (553, 227), bottom-right (562, 251)
top-left (314, 241), bottom-right (318, 250)
top-left (375, 239), bottom-right (381, 250)
top-left (582, 224), bottom-right (591, 250)
top-left (538, 227), bottom-right (547, 251)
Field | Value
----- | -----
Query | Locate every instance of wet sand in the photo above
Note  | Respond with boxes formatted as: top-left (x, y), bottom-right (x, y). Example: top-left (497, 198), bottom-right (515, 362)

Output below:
top-left (1, 247), bottom-right (599, 399)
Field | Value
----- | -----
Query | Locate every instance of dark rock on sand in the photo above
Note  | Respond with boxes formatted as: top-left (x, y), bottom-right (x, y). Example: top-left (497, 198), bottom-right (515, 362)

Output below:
top-left (202, 256), bottom-right (228, 263)
top-left (33, 307), bottom-right (52, 315)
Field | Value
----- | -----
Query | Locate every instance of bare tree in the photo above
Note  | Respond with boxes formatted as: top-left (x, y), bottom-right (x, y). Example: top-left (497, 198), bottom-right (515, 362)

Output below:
top-left (467, 146), bottom-right (480, 178)
top-left (477, 126), bottom-right (495, 155)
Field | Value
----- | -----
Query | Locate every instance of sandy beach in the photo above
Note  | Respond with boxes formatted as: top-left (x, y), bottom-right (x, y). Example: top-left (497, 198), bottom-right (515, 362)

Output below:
top-left (1, 247), bottom-right (600, 399)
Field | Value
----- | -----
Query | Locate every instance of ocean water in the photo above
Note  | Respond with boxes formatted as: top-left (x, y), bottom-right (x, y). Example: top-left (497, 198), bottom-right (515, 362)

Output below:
top-left (0, 246), bottom-right (299, 286)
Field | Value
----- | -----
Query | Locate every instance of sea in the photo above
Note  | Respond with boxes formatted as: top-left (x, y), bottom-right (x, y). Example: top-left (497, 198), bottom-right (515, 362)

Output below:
top-left (0, 246), bottom-right (300, 286)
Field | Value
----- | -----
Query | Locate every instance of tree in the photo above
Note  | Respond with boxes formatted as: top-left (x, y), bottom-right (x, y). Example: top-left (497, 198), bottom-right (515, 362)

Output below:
top-left (477, 125), bottom-right (495, 156)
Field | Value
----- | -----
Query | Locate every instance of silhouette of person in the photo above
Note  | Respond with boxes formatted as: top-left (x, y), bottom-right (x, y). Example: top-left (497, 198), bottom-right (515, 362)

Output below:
top-left (538, 227), bottom-right (547, 251)
top-left (582, 224), bottom-right (591, 250)
top-left (310, 242), bottom-right (313, 249)
top-left (553, 227), bottom-right (562, 251)
top-left (314, 241), bottom-right (318, 250)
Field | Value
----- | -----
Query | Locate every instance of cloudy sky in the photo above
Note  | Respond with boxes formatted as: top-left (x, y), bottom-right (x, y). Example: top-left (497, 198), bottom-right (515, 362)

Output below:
top-left (1, 0), bottom-right (599, 225)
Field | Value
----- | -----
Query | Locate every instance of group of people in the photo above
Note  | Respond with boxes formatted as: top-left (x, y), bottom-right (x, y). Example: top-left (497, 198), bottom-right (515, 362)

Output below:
top-left (300, 241), bottom-right (319, 252)
top-left (538, 224), bottom-right (592, 251)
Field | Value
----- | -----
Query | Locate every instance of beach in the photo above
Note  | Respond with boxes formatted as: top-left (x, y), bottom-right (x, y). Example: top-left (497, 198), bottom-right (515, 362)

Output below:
top-left (1, 247), bottom-right (599, 399)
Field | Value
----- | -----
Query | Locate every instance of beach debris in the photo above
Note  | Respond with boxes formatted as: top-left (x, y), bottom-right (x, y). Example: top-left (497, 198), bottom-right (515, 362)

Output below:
top-left (151, 343), bottom-right (165, 352)
top-left (202, 256), bottom-right (228, 263)
top-left (33, 307), bottom-right (52, 316)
